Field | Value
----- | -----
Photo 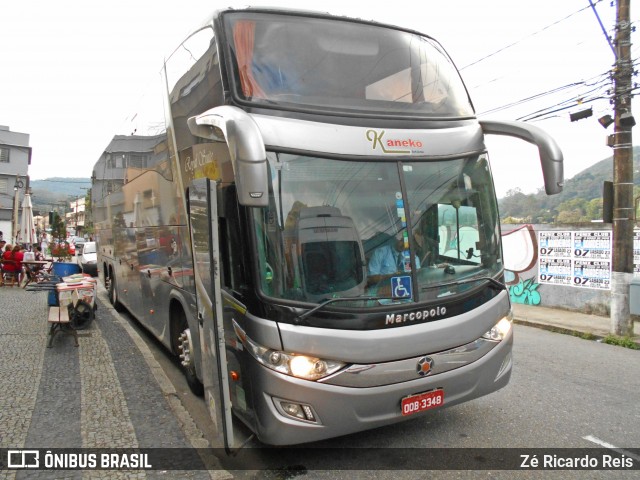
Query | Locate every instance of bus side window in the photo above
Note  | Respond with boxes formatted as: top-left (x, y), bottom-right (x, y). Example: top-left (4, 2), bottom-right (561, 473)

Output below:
top-left (219, 186), bottom-right (246, 293)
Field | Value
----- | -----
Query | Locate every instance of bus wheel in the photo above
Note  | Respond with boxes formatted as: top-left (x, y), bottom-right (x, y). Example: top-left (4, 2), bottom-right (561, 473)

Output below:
top-left (107, 273), bottom-right (123, 312)
top-left (174, 310), bottom-right (204, 396)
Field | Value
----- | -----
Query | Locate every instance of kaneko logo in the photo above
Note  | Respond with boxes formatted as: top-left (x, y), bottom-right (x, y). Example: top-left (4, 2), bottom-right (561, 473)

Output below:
top-left (366, 129), bottom-right (424, 155)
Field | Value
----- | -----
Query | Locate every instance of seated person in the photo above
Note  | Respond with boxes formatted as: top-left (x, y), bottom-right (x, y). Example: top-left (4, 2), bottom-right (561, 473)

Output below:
top-left (34, 246), bottom-right (45, 262)
top-left (23, 246), bottom-right (46, 285)
top-left (2, 244), bottom-right (20, 287)
top-left (367, 234), bottom-right (420, 285)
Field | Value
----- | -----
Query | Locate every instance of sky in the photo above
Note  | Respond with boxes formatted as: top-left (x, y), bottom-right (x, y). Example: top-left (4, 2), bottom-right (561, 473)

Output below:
top-left (0, 0), bottom-right (637, 198)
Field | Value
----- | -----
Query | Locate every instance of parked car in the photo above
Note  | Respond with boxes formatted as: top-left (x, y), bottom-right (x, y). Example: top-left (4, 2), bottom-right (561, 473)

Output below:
top-left (79, 241), bottom-right (97, 276)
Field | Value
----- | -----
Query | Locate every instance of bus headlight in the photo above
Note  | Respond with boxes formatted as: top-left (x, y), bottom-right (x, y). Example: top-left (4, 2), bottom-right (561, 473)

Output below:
top-left (257, 345), bottom-right (344, 381)
top-left (482, 313), bottom-right (513, 342)
top-left (233, 321), bottom-right (345, 380)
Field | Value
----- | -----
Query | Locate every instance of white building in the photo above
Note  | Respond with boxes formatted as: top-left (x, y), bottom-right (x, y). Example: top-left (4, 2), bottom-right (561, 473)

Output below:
top-left (65, 196), bottom-right (86, 235)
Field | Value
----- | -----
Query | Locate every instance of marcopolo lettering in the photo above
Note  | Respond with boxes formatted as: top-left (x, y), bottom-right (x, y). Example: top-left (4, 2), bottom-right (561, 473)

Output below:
top-left (385, 306), bottom-right (446, 325)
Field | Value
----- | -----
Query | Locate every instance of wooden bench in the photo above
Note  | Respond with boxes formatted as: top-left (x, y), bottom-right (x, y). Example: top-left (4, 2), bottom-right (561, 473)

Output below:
top-left (47, 306), bottom-right (79, 348)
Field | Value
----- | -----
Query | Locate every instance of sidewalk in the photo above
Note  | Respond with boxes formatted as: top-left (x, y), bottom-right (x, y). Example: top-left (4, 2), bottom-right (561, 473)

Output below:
top-left (512, 303), bottom-right (640, 345)
top-left (0, 283), bottom-right (231, 479)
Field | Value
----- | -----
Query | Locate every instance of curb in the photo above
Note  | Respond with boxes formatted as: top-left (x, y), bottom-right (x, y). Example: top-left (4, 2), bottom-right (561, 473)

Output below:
top-left (513, 318), bottom-right (603, 340)
top-left (513, 317), bottom-right (640, 347)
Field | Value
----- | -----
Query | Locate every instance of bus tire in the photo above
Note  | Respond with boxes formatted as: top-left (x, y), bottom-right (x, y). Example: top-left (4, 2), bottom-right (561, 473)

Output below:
top-left (173, 307), bottom-right (204, 396)
top-left (108, 271), bottom-right (124, 312)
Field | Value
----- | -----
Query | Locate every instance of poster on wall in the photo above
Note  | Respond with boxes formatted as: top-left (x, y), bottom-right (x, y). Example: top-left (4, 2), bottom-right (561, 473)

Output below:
top-left (538, 231), bottom-right (612, 290)
top-left (573, 259), bottom-right (611, 290)
top-left (538, 257), bottom-right (572, 286)
top-left (572, 231), bottom-right (612, 260)
top-left (634, 231), bottom-right (640, 274)
top-left (538, 231), bottom-right (572, 257)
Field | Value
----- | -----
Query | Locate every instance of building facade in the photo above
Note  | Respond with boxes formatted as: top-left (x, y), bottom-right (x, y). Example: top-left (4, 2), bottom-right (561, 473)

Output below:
top-left (65, 196), bottom-right (86, 236)
top-left (0, 125), bottom-right (31, 243)
top-left (91, 133), bottom-right (169, 231)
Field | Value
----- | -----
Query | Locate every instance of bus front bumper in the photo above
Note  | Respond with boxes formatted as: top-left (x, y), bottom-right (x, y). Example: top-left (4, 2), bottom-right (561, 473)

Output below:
top-left (243, 329), bottom-right (512, 445)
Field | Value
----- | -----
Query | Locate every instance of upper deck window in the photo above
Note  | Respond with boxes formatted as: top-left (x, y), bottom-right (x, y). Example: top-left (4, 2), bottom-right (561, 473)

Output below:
top-left (223, 12), bottom-right (474, 118)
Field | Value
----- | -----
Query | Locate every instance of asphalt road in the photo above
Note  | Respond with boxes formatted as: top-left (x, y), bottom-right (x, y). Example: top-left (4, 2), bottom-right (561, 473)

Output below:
top-left (125, 311), bottom-right (640, 479)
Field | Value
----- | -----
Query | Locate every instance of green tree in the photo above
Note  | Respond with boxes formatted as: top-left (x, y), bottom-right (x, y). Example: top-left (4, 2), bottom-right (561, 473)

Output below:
top-left (556, 198), bottom-right (588, 223)
top-left (585, 198), bottom-right (603, 221)
top-left (499, 188), bottom-right (540, 222)
top-left (51, 211), bottom-right (66, 241)
top-left (556, 209), bottom-right (583, 223)
top-left (83, 188), bottom-right (94, 236)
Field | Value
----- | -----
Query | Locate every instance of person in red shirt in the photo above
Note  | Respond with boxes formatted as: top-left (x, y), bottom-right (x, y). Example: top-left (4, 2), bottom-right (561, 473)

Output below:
top-left (13, 245), bottom-right (25, 286)
top-left (2, 244), bottom-right (20, 287)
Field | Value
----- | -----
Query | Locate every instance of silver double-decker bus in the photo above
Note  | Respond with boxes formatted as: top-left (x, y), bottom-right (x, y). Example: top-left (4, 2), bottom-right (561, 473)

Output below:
top-left (92, 8), bottom-right (563, 447)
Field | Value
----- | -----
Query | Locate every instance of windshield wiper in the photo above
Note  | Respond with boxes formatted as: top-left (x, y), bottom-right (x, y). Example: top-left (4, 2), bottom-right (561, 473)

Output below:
top-left (420, 275), bottom-right (506, 292)
top-left (295, 295), bottom-right (397, 323)
top-left (296, 277), bottom-right (505, 323)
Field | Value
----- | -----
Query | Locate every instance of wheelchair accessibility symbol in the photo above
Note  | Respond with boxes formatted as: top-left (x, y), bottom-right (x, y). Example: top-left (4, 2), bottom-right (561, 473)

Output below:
top-left (391, 275), bottom-right (412, 299)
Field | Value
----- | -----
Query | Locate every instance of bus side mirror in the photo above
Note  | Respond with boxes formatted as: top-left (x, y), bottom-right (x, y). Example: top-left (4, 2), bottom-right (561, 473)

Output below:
top-left (479, 120), bottom-right (564, 195)
top-left (188, 106), bottom-right (269, 207)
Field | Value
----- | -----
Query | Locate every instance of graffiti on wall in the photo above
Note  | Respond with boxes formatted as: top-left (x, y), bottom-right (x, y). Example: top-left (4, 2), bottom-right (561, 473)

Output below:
top-left (502, 225), bottom-right (541, 305)
top-left (509, 277), bottom-right (541, 305)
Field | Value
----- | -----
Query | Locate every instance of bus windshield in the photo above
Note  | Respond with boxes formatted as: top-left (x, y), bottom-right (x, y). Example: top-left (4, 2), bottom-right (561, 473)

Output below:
top-left (223, 12), bottom-right (473, 117)
top-left (253, 153), bottom-right (502, 306)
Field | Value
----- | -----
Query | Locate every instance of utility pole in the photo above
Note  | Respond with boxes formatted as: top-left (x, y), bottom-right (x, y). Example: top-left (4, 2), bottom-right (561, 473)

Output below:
top-left (610, 0), bottom-right (635, 336)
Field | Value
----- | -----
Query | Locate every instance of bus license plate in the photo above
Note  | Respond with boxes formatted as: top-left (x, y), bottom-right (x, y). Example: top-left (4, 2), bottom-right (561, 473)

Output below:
top-left (401, 389), bottom-right (444, 416)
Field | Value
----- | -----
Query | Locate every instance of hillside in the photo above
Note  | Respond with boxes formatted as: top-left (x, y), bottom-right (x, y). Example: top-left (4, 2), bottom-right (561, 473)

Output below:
top-left (498, 146), bottom-right (640, 223)
top-left (29, 177), bottom-right (91, 214)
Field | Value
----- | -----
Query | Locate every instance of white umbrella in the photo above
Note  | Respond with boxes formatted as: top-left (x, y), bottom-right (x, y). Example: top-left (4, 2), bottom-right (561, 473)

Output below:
top-left (17, 193), bottom-right (36, 246)
top-left (132, 191), bottom-right (146, 227)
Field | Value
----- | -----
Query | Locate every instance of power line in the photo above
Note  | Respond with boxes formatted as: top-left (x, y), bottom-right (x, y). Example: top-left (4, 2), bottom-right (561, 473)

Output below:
top-left (478, 82), bottom-right (584, 116)
top-left (515, 81), bottom-right (612, 121)
top-left (516, 94), bottom-right (610, 122)
top-left (460, 1), bottom-right (605, 70)
top-left (477, 68), bottom-right (612, 118)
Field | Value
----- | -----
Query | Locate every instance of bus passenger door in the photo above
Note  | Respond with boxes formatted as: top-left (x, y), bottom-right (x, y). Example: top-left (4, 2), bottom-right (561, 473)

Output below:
top-left (187, 177), bottom-right (235, 452)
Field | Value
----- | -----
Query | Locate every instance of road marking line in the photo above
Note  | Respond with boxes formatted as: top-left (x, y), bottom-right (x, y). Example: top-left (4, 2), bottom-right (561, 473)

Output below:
top-left (583, 435), bottom-right (640, 462)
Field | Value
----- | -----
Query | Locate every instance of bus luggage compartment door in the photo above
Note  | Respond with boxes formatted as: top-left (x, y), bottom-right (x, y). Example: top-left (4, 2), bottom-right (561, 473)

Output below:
top-left (187, 177), bottom-right (235, 452)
